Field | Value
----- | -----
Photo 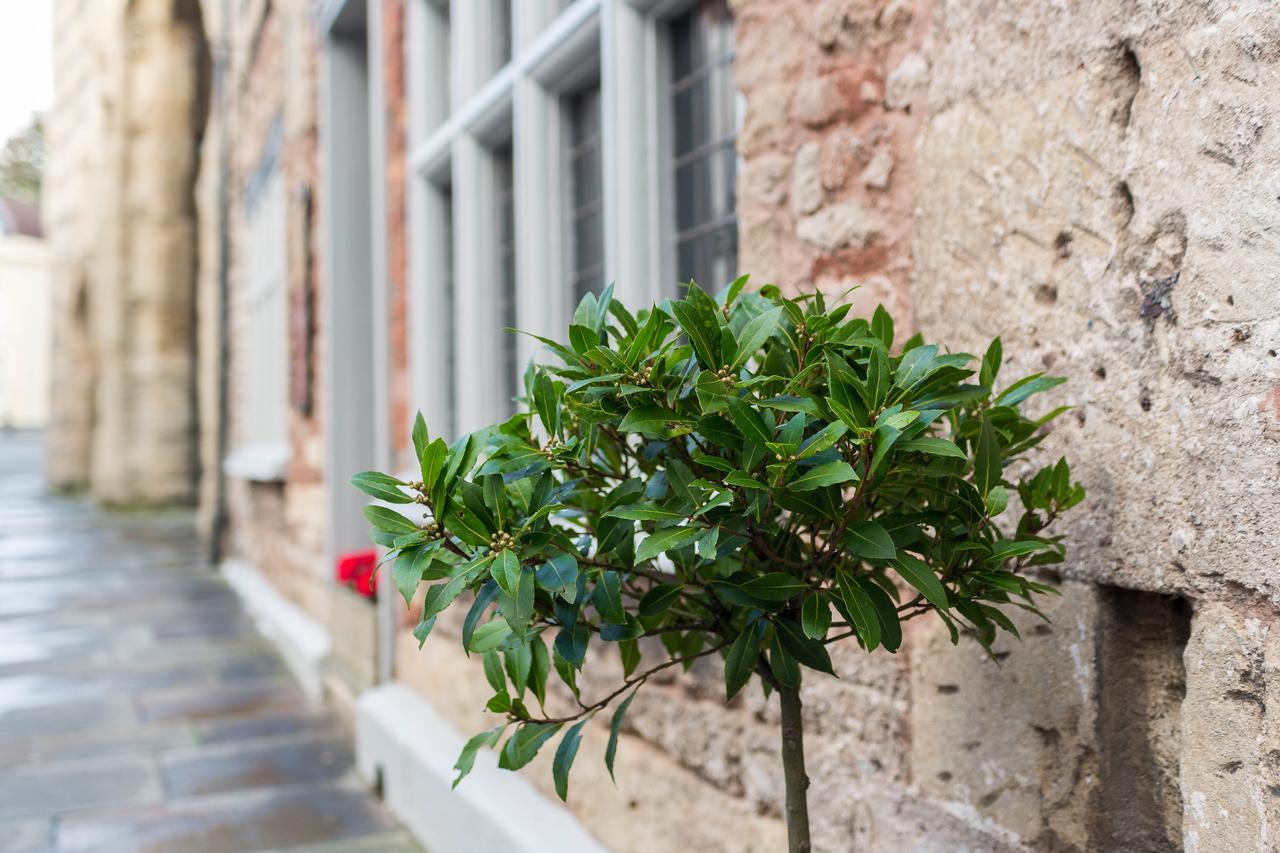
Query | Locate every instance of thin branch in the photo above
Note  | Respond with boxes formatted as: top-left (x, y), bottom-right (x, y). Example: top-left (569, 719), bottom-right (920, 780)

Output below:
top-left (516, 640), bottom-right (728, 726)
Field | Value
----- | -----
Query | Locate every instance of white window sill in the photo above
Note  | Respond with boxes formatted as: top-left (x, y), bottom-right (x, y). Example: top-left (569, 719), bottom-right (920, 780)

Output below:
top-left (223, 443), bottom-right (292, 482)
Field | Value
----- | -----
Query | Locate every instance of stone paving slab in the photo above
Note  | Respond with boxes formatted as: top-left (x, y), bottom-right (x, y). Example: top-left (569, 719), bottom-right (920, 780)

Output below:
top-left (161, 734), bottom-right (354, 798)
top-left (0, 431), bottom-right (420, 853)
top-left (0, 754), bottom-right (163, 821)
top-left (54, 784), bottom-right (403, 853)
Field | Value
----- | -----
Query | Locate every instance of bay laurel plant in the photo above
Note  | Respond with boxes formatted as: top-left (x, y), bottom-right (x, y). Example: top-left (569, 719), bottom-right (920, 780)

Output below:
top-left (352, 280), bottom-right (1083, 852)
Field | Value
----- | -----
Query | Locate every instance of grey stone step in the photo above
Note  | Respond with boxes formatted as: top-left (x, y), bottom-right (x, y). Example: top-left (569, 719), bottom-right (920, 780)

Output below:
top-left (55, 783), bottom-right (402, 853)
top-left (160, 733), bottom-right (354, 798)
top-left (0, 753), bottom-right (163, 822)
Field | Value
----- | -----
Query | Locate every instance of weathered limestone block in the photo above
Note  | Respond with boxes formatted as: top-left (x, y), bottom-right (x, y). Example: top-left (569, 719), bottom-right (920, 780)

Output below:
top-left (914, 4), bottom-right (1280, 605)
top-left (797, 201), bottom-right (882, 252)
top-left (912, 582), bottom-right (1100, 848)
top-left (1181, 601), bottom-right (1276, 853)
top-left (791, 142), bottom-right (824, 215)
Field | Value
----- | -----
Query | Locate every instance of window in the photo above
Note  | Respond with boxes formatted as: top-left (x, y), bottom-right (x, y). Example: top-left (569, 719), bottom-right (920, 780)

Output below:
top-left (495, 0), bottom-right (512, 68)
top-left (669, 0), bottom-right (738, 291)
top-left (495, 143), bottom-right (518, 412)
top-left (439, 184), bottom-right (458, 439)
top-left (567, 87), bottom-right (603, 307)
top-left (405, 0), bottom-right (739, 439)
top-left (239, 123), bottom-right (289, 461)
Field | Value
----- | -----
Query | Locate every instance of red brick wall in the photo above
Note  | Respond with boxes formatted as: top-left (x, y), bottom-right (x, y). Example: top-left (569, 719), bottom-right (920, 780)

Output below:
top-left (384, 0), bottom-right (410, 465)
top-left (734, 0), bottom-right (934, 329)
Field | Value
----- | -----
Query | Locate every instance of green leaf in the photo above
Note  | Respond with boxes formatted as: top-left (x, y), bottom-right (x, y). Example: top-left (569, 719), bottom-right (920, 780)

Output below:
top-left (460, 578), bottom-right (498, 647)
top-left (727, 397), bottom-right (774, 448)
top-left (801, 593), bottom-right (832, 640)
top-left (483, 650), bottom-right (506, 694)
top-left (894, 344), bottom-right (938, 390)
top-left (530, 635), bottom-right (550, 708)
top-left (893, 553), bottom-right (949, 611)
top-left (797, 422), bottom-right (848, 459)
top-left (500, 723), bottom-right (563, 771)
top-left (726, 471), bottom-right (767, 490)
top-left (865, 348), bottom-right (890, 409)
top-left (989, 539), bottom-right (1049, 560)
top-left (740, 572), bottom-right (807, 602)
top-left (995, 373), bottom-right (1066, 407)
top-left (897, 436), bottom-right (967, 459)
top-left (639, 583), bottom-right (682, 618)
top-left (730, 306), bottom-right (783, 370)
top-left (605, 689), bottom-right (639, 781)
top-left (871, 304), bottom-right (894, 348)
top-left (412, 412), bottom-right (430, 465)
top-left (789, 461), bottom-right (858, 492)
top-left (553, 719), bottom-right (589, 801)
top-left (350, 472), bottom-right (413, 504)
top-left (724, 623), bottom-right (761, 700)
top-left (393, 543), bottom-right (440, 606)
top-left (619, 406), bottom-right (679, 436)
top-left (768, 631), bottom-right (800, 687)
top-left (604, 503), bottom-right (686, 522)
top-left (636, 525), bottom-right (704, 562)
top-left (535, 373), bottom-right (560, 437)
top-left (836, 570), bottom-right (881, 651)
top-left (774, 617), bottom-right (835, 675)
top-left (421, 438), bottom-right (448, 492)
top-left (468, 620), bottom-right (513, 654)
top-left (860, 578), bottom-right (902, 652)
top-left (362, 505), bottom-right (419, 535)
top-left (695, 371), bottom-right (732, 414)
top-left (493, 548), bottom-right (522, 599)
top-left (670, 285), bottom-right (722, 368)
top-left (760, 396), bottom-right (823, 418)
top-left (843, 520), bottom-right (896, 560)
top-left (986, 485), bottom-right (1009, 517)
top-left (535, 552), bottom-right (578, 602)
top-left (453, 726), bottom-right (503, 788)
top-left (499, 568), bottom-right (534, 639)
top-left (980, 337), bottom-right (1002, 387)
top-left (974, 413), bottom-right (1002, 498)
top-left (593, 571), bottom-right (626, 623)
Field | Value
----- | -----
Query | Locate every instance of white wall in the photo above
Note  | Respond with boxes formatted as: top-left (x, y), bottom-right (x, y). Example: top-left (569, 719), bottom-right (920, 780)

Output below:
top-left (0, 235), bottom-right (51, 428)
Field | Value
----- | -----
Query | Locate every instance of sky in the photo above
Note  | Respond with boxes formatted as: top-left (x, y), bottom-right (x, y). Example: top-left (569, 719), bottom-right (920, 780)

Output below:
top-left (0, 1), bottom-right (54, 145)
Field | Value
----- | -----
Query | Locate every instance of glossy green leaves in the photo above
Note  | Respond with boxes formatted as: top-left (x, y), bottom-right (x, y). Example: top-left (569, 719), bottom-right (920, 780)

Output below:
top-left (354, 279), bottom-right (1083, 803)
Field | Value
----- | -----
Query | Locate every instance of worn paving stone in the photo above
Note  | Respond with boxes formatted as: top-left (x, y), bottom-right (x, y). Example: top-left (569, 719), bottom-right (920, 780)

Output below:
top-left (0, 754), bottom-right (162, 821)
top-left (0, 817), bottom-right (54, 853)
top-left (0, 432), bottom-right (420, 852)
top-left (192, 708), bottom-right (344, 746)
top-left (55, 784), bottom-right (403, 852)
top-left (137, 680), bottom-right (309, 725)
top-left (161, 735), bottom-right (354, 798)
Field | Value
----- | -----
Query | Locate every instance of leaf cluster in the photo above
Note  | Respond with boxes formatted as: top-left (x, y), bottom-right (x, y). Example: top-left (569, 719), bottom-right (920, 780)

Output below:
top-left (353, 279), bottom-right (1084, 799)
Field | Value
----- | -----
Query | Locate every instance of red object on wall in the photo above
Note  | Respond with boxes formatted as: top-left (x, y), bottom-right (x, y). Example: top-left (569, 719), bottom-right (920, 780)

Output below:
top-left (336, 550), bottom-right (378, 599)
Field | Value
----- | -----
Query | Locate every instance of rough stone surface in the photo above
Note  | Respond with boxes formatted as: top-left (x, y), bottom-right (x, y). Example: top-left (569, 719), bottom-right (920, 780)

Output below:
top-left (791, 142), bottom-right (824, 215)
top-left (44, 0), bottom-right (207, 503)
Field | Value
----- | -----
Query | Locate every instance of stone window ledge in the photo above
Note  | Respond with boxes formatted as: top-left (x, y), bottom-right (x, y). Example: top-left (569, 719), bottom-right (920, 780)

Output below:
top-left (223, 443), bottom-right (292, 482)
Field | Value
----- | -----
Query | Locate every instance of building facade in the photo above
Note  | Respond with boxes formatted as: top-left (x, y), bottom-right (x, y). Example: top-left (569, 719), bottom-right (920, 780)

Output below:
top-left (44, 0), bottom-right (1280, 850)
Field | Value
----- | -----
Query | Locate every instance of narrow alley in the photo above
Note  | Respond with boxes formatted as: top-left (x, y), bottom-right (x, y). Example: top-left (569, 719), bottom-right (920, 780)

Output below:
top-left (0, 431), bottom-right (418, 853)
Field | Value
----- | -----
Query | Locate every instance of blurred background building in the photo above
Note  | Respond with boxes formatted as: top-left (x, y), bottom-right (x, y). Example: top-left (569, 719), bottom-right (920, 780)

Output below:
top-left (34, 0), bottom-right (1280, 850)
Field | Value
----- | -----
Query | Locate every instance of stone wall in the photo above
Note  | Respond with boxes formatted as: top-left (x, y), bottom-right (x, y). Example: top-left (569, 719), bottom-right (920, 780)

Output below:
top-left (45, 0), bottom-right (207, 504)
top-left (398, 1), bottom-right (1279, 850)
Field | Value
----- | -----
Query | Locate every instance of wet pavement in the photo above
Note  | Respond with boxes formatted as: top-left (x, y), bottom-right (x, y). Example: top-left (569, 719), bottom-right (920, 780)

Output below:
top-left (0, 431), bottom-right (420, 853)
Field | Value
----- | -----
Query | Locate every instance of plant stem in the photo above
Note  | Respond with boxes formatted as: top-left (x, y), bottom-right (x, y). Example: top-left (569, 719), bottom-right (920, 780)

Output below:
top-left (779, 683), bottom-right (812, 853)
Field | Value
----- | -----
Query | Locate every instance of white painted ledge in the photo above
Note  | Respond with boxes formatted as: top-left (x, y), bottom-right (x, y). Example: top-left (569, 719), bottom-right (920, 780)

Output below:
top-left (356, 682), bottom-right (607, 853)
top-left (223, 443), bottom-right (292, 482)
top-left (221, 559), bottom-right (331, 699)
